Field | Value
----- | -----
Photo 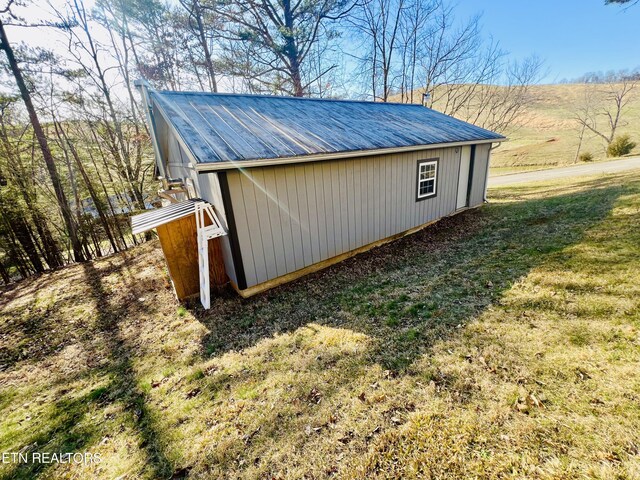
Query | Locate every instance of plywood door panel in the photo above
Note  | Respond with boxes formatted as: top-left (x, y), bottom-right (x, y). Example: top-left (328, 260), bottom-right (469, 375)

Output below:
top-left (157, 215), bottom-right (227, 300)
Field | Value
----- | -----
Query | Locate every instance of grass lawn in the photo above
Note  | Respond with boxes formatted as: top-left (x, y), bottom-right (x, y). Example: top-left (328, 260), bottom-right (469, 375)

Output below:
top-left (1, 170), bottom-right (639, 479)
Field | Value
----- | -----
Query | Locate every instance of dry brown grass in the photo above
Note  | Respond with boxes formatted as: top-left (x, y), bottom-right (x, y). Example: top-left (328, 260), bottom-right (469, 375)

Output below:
top-left (491, 83), bottom-right (640, 172)
top-left (394, 83), bottom-right (640, 173)
top-left (1, 170), bottom-right (639, 479)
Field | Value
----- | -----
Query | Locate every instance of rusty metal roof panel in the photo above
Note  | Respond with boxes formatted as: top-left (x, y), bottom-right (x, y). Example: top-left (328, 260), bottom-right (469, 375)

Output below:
top-left (149, 91), bottom-right (505, 165)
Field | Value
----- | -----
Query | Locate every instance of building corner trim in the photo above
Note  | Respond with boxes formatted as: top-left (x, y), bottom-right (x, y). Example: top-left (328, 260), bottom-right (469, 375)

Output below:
top-left (217, 172), bottom-right (248, 290)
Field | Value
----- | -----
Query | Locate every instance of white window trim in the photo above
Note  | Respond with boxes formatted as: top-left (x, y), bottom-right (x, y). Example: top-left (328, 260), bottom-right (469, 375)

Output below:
top-left (417, 159), bottom-right (438, 200)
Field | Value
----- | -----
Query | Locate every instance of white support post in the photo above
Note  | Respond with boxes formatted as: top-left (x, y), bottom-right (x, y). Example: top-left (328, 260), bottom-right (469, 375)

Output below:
top-left (195, 201), bottom-right (227, 309)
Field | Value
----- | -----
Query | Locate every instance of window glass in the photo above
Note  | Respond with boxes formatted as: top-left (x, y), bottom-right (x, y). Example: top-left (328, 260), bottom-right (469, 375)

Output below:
top-left (417, 160), bottom-right (437, 199)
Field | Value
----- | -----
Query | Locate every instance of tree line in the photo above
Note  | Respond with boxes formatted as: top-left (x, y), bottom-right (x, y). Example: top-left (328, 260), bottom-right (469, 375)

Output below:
top-left (0, 0), bottom-right (544, 283)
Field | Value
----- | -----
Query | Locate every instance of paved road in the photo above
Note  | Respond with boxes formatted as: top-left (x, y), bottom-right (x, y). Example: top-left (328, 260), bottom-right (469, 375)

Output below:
top-left (488, 157), bottom-right (640, 187)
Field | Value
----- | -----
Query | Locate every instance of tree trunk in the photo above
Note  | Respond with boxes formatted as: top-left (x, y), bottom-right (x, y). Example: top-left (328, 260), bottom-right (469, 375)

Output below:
top-left (0, 200), bottom-right (44, 273)
top-left (283, 0), bottom-right (304, 97)
top-left (0, 127), bottom-right (64, 269)
top-left (0, 19), bottom-right (85, 262)
top-left (55, 121), bottom-right (120, 254)
top-left (0, 258), bottom-right (11, 284)
top-left (193, 1), bottom-right (218, 92)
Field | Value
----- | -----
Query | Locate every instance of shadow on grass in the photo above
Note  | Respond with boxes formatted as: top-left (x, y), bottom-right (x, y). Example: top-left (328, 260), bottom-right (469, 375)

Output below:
top-left (2, 258), bottom-right (173, 479)
top-left (1, 174), bottom-right (633, 478)
top-left (195, 176), bottom-right (629, 372)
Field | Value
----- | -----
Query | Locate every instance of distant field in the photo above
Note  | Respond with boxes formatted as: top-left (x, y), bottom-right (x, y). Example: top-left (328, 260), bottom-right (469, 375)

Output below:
top-left (489, 83), bottom-right (640, 173)
top-left (393, 83), bottom-right (640, 174)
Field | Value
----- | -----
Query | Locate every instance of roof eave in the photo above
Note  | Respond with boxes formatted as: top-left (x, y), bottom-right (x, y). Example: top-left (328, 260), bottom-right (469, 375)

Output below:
top-left (194, 137), bottom-right (506, 173)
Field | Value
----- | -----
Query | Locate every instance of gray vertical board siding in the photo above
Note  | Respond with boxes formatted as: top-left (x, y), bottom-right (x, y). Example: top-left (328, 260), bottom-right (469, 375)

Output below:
top-left (286, 167), bottom-right (305, 270)
top-left (166, 133), bottom-right (200, 198)
top-left (227, 146), bottom-right (465, 289)
top-left (470, 143), bottom-right (491, 207)
top-left (304, 163), bottom-right (321, 264)
top-left (275, 168), bottom-right (296, 272)
top-left (339, 162), bottom-right (349, 253)
top-left (251, 170), bottom-right (277, 282)
top-left (262, 168), bottom-right (287, 277)
top-left (152, 103), bottom-right (170, 163)
top-left (313, 163), bottom-right (329, 260)
top-left (229, 171), bottom-right (260, 286)
top-left (295, 165), bottom-right (314, 266)
top-left (332, 162), bottom-right (344, 256)
top-left (352, 159), bottom-right (362, 251)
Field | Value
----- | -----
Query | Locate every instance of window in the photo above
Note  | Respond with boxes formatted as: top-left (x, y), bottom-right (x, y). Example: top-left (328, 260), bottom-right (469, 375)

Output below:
top-left (416, 159), bottom-right (438, 200)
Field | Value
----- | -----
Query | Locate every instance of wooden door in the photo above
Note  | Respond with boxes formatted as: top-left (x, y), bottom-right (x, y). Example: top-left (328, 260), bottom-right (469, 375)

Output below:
top-left (156, 214), bottom-right (227, 300)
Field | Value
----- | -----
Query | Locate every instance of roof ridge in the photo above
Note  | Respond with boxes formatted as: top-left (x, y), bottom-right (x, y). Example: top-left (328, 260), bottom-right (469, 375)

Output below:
top-left (153, 90), bottom-right (424, 108)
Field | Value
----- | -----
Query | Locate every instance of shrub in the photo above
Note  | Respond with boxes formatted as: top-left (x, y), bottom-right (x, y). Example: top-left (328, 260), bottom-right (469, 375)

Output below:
top-left (578, 152), bottom-right (594, 162)
top-left (607, 134), bottom-right (636, 158)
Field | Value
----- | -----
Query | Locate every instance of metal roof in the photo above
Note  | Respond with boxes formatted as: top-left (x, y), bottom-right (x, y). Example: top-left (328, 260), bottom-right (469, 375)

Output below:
top-left (150, 90), bottom-right (505, 169)
top-left (131, 198), bottom-right (206, 235)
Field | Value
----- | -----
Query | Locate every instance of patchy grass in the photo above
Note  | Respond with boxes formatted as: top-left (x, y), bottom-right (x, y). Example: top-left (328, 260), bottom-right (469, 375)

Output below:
top-left (1, 170), bottom-right (640, 479)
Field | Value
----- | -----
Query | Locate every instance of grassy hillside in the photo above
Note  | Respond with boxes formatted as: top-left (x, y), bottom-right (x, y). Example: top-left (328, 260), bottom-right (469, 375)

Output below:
top-left (1, 170), bottom-right (639, 479)
top-left (490, 83), bottom-right (640, 174)
top-left (393, 83), bottom-right (640, 174)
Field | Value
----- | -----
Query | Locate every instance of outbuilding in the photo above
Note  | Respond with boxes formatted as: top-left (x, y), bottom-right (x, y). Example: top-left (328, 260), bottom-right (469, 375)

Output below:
top-left (132, 81), bottom-right (505, 304)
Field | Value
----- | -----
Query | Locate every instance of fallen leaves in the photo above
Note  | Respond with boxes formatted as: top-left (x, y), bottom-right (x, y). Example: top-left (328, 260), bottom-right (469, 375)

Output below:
top-left (304, 424), bottom-right (323, 436)
top-left (243, 426), bottom-right (261, 445)
top-left (514, 391), bottom-right (546, 414)
top-left (185, 387), bottom-right (201, 399)
top-left (575, 367), bottom-right (591, 381)
top-left (306, 387), bottom-right (322, 404)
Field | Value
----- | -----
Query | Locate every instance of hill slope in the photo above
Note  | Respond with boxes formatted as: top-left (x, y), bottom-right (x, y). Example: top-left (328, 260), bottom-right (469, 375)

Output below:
top-left (491, 83), bottom-right (640, 172)
top-left (394, 83), bottom-right (640, 173)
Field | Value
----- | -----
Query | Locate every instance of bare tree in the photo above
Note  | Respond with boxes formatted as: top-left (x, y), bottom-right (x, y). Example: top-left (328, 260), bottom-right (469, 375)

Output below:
top-left (177, 0), bottom-right (219, 92)
top-left (54, 0), bottom-right (150, 210)
top-left (0, 97), bottom-right (64, 268)
top-left (457, 55), bottom-right (544, 133)
top-left (605, 0), bottom-right (638, 5)
top-left (0, 6), bottom-right (85, 262)
top-left (212, 0), bottom-right (355, 96)
top-left (574, 73), bottom-right (637, 150)
top-left (350, 0), bottom-right (409, 101)
top-left (350, 0), bottom-right (542, 135)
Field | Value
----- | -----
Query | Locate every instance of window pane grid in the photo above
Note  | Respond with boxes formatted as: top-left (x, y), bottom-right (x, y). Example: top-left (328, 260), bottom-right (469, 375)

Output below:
top-left (417, 160), bottom-right (437, 199)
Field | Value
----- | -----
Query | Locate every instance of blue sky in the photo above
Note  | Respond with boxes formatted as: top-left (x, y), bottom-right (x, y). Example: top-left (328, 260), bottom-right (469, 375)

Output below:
top-left (9, 0), bottom-right (639, 90)
top-left (454, 0), bottom-right (640, 82)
